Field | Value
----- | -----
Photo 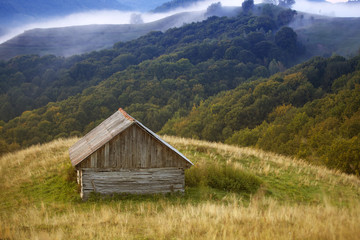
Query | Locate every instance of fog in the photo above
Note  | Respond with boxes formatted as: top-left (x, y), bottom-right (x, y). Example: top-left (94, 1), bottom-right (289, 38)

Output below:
top-left (0, 10), bottom-right (175, 44)
top-left (293, 0), bottom-right (360, 17)
top-left (0, 0), bottom-right (359, 44)
top-left (0, 0), bottom-right (256, 44)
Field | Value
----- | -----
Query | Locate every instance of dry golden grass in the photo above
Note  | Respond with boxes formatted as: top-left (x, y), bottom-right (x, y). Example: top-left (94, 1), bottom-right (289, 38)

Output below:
top-left (0, 138), bottom-right (78, 189)
top-left (1, 136), bottom-right (360, 240)
top-left (1, 197), bottom-right (360, 240)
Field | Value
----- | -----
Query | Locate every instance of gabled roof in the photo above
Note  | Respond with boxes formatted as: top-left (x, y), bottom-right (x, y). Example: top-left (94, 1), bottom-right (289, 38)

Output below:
top-left (69, 108), bottom-right (193, 167)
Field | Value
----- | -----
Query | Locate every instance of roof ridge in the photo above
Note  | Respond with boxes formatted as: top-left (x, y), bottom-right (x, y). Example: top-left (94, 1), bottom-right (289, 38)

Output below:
top-left (118, 108), bottom-right (135, 121)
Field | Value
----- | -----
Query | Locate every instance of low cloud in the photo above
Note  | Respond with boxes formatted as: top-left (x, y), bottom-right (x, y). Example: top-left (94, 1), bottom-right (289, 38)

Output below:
top-left (0, 10), bottom-right (172, 44)
top-left (292, 0), bottom-right (360, 17)
top-left (0, 0), bottom-right (359, 44)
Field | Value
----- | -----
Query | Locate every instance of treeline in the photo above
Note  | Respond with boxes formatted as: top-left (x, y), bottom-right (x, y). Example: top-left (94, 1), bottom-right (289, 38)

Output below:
top-left (0, 4), bottom-right (302, 153)
top-left (160, 55), bottom-right (360, 175)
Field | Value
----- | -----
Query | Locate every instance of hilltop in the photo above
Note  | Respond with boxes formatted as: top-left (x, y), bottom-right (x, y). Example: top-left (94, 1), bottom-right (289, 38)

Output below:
top-left (0, 136), bottom-right (359, 239)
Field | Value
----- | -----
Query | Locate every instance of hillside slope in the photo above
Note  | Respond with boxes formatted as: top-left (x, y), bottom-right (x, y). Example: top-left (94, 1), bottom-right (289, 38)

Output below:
top-left (294, 16), bottom-right (360, 58)
top-left (0, 136), bottom-right (359, 239)
top-left (0, 7), bottom-right (304, 147)
top-left (0, 0), bottom-right (131, 38)
top-left (0, 11), bottom-right (206, 60)
top-left (160, 54), bottom-right (360, 175)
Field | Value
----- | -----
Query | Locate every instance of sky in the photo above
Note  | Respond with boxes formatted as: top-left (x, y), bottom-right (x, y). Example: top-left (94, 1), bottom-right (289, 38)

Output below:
top-left (0, 0), bottom-right (359, 44)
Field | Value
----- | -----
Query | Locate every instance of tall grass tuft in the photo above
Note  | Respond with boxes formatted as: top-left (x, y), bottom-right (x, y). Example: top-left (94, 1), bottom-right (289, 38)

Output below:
top-left (185, 161), bottom-right (262, 194)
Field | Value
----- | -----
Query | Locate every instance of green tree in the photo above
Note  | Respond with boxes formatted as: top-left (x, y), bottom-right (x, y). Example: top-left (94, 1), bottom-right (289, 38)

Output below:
top-left (275, 27), bottom-right (297, 52)
top-left (242, 0), bottom-right (254, 14)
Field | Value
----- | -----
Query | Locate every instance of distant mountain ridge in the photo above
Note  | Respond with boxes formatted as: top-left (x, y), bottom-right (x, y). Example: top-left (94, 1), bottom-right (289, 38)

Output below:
top-left (0, 0), bottom-right (129, 41)
top-left (0, 0), bottom-right (171, 40)
top-left (1, 8), bottom-right (360, 60)
top-left (0, 11), bottom-right (207, 60)
top-left (0, 0), bottom-right (182, 20)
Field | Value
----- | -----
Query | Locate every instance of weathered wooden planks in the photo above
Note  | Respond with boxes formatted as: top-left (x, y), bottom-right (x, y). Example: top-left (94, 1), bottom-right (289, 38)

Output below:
top-left (78, 124), bottom-right (191, 170)
top-left (80, 168), bottom-right (185, 200)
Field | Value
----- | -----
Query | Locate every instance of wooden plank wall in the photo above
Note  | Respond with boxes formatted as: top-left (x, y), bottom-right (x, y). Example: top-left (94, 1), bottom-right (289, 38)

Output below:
top-left (81, 168), bottom-right (185, 200)
top-left (77, 124), bottom-right (190, 170)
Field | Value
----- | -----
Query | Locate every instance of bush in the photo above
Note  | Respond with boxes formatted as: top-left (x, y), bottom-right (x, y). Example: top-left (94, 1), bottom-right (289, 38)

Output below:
top-left (185, 162), bottom-right (262, 194)
top-left (326, 137), bottom-right (360, 175)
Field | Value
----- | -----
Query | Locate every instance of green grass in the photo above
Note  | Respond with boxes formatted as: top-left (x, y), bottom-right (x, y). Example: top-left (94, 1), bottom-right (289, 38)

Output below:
top-left (21, 166), bottom-right (79, 204)
top-left (185, 161), bottom-right (262, 194)
top-left (176, 141), bottom-right (360, 206)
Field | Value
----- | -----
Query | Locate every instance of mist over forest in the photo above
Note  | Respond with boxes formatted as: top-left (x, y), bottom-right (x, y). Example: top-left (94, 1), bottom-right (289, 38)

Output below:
top-left (1, 0), bottom-right (359, 44)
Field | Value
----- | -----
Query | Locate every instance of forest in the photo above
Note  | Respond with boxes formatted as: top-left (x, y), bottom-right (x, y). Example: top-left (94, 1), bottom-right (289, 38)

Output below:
top-left (0, 4), bottom-right (359, 175)
top-left (160, 55), bottom-right (360, 175)
top-left (0, 5), bottom-right (299, 145)
top-left (0, 4), bottom-right (298, 122)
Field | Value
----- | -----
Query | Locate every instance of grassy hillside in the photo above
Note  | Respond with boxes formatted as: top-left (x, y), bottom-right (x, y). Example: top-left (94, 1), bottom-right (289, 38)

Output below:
top-left (1, 136), bottom-right (359, 239)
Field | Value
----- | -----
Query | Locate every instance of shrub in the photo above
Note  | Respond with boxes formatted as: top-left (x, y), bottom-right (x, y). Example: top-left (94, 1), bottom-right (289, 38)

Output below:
top-left (185, 162), bottom-right (262, 194)
top-left (326, 137), bottom-right (360, 175)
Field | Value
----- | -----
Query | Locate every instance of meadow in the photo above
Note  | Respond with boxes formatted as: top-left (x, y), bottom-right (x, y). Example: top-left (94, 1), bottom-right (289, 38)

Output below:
top-left (0, 136), bottom-right (360, 239)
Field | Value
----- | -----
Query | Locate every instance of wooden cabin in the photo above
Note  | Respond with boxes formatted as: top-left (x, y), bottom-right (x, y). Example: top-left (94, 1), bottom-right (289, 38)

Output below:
top-left (69, 108), bottom-right (193, 200)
